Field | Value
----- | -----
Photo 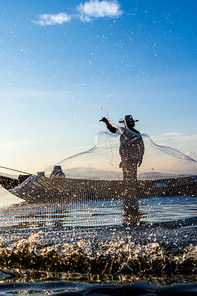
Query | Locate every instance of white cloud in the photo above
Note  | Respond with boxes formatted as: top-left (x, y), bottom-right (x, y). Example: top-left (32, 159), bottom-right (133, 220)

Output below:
top-left (151, 132), bottom-right (183, 141)
top-left (33, 1), bottom-right (122, 25)
top-left (35, 12), bottom-right (71, 26)
top-left (78, 0), bottom-right (122, 21)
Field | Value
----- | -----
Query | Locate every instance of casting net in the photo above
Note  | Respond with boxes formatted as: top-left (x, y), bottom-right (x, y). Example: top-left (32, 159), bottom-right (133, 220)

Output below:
top-left (46, 130), bottom-right (197, 180)
top-left (0, 130), bottom-right (197, 283)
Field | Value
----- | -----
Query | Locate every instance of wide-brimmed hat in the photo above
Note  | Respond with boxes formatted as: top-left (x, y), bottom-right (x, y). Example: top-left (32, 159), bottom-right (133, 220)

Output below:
top-left (119, 115), bottom-right (139, 123)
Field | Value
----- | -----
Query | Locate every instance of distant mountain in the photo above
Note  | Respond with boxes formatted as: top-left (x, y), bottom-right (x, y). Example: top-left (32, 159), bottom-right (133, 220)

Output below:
top-left (61, 168), bottom-right (190, 181)
top-left (138, 171), bottom-right (189, 180)
top-left (62, 167), bottom-right (122, 180)
top-left (46, 165), bottom-right (194, 181)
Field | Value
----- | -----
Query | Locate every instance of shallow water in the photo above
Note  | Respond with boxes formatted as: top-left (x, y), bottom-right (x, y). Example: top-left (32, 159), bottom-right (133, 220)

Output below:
top-left (0, 187), bottom-right (196, 295)
top-left (0, 195), bottom-right (197, 229)
top-left (0, 281), bottom-right (196, 295)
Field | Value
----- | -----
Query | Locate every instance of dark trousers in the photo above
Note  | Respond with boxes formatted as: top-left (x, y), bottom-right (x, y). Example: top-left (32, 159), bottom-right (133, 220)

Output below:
top-left (122, 160), bottom-right (140, 226)
top-left (122, 160), bottom-right (138, 187)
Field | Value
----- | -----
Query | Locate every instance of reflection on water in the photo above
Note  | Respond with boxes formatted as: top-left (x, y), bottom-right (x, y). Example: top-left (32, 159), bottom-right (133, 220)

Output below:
top-left (0, 196), bottom-right (196, 230)
top-left (140, 195), bottom-right (197, 223)
top-left (0, 281), bottom-right (196, 296)
top-left (0, 199), bottom-right (122, 229)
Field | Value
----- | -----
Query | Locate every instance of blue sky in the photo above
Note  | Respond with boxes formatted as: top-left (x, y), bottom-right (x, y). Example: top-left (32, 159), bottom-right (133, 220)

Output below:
top-left (0, 0), bottom-right (197, 173)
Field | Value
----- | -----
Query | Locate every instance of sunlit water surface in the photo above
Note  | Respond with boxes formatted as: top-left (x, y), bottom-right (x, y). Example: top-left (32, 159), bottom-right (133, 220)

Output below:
top-left (0, 186), bottom-right (196, 295)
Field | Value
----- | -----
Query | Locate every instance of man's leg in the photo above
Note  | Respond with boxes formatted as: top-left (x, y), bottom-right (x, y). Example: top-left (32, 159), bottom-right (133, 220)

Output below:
top-left (123, 161), bottom-right (138, 187)
top-left (122, 161), bottom-right (140, 226)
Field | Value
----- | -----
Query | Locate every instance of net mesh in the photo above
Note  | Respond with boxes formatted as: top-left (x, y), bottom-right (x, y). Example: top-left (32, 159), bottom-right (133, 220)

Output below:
top-left (0, 131), bottom-right (196, 282)
top-left (46, 131), bottom-right (197, 180)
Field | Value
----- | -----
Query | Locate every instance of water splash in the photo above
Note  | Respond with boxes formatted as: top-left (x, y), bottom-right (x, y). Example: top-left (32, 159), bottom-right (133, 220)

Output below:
top-left (0, 230), bottom-right (196, 283)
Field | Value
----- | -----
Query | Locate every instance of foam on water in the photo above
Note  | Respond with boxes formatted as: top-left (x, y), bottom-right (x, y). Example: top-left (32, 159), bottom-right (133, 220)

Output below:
top-left (0, 223), bottom-right (196, 284)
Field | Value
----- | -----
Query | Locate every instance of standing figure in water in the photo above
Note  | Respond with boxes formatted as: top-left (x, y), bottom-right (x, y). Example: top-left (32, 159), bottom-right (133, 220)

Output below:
top-left (100, 114), bottom-right (144, 226)
top-left (100, 115), bottom-right (144, 186)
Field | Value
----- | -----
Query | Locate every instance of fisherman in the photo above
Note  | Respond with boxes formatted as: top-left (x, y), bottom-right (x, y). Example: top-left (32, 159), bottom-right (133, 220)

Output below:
top-left (100, 115), bottom-right (144, 186)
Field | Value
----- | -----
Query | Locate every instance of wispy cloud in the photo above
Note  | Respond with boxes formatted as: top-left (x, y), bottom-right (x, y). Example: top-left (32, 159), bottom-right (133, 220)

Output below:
top-left (0, 141), bottom-right (30, 147)
top-left (150, 132), bottom-right (197, 159)
top-left (34, 12), bottom-right (71, 26)
top-left (152, 132), bottom-right (197, 143)
top-left (0, 89), bottom-right (64, 98)
top-left (33, 1), bottom-right (122, 26)
top-left (106, 94), bottom-right (118, 98)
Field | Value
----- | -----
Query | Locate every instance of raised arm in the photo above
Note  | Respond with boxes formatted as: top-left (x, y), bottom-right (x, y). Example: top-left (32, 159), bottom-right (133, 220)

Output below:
top-left (99, 117), bottom-right (117, 133)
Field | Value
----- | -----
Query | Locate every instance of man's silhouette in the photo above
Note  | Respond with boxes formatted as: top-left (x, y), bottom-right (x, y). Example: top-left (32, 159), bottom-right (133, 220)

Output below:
top-left (100, 115), bottom-right (144, 186)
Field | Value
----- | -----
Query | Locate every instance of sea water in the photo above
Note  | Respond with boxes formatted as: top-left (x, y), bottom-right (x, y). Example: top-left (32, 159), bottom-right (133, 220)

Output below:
top-left (0, 186), bottom-right (196, 295)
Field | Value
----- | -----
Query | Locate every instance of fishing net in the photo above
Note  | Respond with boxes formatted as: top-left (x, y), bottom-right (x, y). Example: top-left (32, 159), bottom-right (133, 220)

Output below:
top-left (45, 131), bottom-right (197, 179)
top-left (0, 130), bottom-right (197, 283)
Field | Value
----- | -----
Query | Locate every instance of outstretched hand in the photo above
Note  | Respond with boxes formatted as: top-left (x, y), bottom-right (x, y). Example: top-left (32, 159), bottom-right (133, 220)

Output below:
top-left (99, 117), bottom-right (108, 123)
